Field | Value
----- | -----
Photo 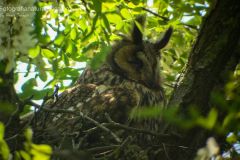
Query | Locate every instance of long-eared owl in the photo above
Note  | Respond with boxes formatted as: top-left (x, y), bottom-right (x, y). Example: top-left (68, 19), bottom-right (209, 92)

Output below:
top-left (77, 17), bottom-right (172, 126)
top-left (33, 17), bottom-right (173, 156)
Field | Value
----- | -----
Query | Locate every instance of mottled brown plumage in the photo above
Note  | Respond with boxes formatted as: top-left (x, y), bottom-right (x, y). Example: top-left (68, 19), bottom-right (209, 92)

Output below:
top-left (76, 18), bottom-right (172, 129)
top-left (79, 18), bottom-right (172, 92)
top-left (33, 17), bottom-right (172, 159)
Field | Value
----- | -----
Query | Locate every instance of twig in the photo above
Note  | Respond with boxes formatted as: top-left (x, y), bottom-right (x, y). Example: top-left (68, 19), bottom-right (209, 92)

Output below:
top-left (104, 136), bottom-right (132, 159)
top-left (164, 82), bottom-right (175, 88)
top-left (87, 145), bottom-right (120, 152)
top-left (31, 106), bottom-right (122, 143)
top-left (18, 84), bottom-right (59, 131)
top-left (141, 7), bottom-right (169, 22)
top-left (119, 136), bottom-right (132, 149)
top-left (81, 0), bottom-right (90, 13)
top-left (79, 112), bottom-right (121, 143)
top-left (162, 143), bottom-right (171, 160)
top-left (105, 113), bottom-right (175, 142)
top-left (27, 100), bottom-right (41, 108)
top-left (5, 133), bottom-right (19, 141)
top-left (52, 149), bottom-right (91, 160)
top-left (179, 23), bottom-right (199, 30)
top-left (141, 7), bottom-right (199, 31)
top-left (83, 117), bottom-right (177, 144)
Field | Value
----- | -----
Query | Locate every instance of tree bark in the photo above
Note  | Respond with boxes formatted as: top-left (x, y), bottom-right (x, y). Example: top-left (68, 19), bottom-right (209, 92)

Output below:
top-left (0, 60), bottom-right (20, 151)
top-left (167, 0), bottom-right (240, 159)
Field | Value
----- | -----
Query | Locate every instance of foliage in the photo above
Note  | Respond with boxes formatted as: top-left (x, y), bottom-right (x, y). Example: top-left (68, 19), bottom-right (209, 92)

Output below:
top-left (1, 0), bottom-right (240, 159)
top-left (131, 65), bottom-right (240, 159)
top-left (0, 123), bottom-right (10, 160)
top-left (16, 128), bottom-right (52, 160)
top-left (11, 0), bottom-right (210, 102)
top-left (0, 122), bottom-right (52, 160)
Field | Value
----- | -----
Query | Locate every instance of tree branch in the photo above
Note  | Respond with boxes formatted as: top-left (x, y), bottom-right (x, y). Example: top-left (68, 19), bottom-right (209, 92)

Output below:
top-left (31, 105), bottom-right (122, 143)
top-left (166, 0), bottom-right (240, 159)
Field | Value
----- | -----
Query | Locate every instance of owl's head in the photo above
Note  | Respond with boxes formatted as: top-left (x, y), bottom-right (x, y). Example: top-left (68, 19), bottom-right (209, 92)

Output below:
top-left (107, 17), bottom-right (172, 90)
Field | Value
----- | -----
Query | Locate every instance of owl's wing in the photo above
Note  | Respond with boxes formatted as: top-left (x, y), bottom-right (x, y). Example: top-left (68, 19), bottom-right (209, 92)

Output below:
top-left (47, 83), bottom-right (140, 121)
top-left (81, 85), bottom-right (141, 123)
top-left (32, 83), bottom-right (141, 147)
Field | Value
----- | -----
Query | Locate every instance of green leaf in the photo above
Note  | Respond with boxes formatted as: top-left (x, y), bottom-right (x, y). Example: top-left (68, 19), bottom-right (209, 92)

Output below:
top-left (120, 8), bottom-right (132, 19)
top-left (0, 102), bottom-right (16, 115)
top-left (32, 144), bottom-right (52, 155)
top-left (206, 108), bottom-right (218, 128)
top-left (131, 0), bottom-right (140, 5)
top-left (20, 150), bottom-right (31, 160)
top-left (223, 113), bottom-right (235, 129)
top-left (21, 78), bottom-right (37, 93)
top-left (64, 25), bottom-right (72, 35)
top-left (107, 14), bottom-right (122, 24)
top-left (130, 106), bottom-right (162, 119)
top-left (57, 67), bottom-right (80, 79)
top-left (52, 59), bottom-right (59, 73)
top-left (0, 123), bottom-right (4, 140)
top-left (39, 35), bottom-right (51, 44)
top-left (29, 45), bottom-right (40, 58)
top-left (82, 14), bottom-right (99, 42)
top-left (34, 89), bottom-right (54, 100)
top-left (82, 41), bottom-right (99, 53)
top-left (39, 69), bottom-right (48, 82)
top-left (179, 3), bottom-right (192, 13)
top-left (31, 144), bottom-right (52, 160)
top-left (106, 14), bottom-right (123, 29)
top-left (0, 141), bottom-right (10, 160)
top-left (20, 105), bottom-right (32, 116)
top-left (226, 133), bottom-right (238, 144)
top-left (70, 27), bottom-right (77, 40)
top-left (89, 44), bottom-right (111, 70)
top-left (41, 49), bottom-right (55, 59)
top-left (24, 128), bottom-right (33, 142)
top-left (54, 34), bottom-right (65, 46)
top-left (0, 123), bottom-right (10, 160)
top-left (184, 16), bottom-right (201, 26)
top-left (15, 151), bottom-right (21, 160)
top-left (62, 53), bottom-right (69, 66)
top-left (19, 88), bottom-right (53, 100)
top-left (66, 40), bottom-right (73, 54)
top-left (5, 61), bottom-right (14, 73)
top-left (196, 108), bottom-right (218, 129)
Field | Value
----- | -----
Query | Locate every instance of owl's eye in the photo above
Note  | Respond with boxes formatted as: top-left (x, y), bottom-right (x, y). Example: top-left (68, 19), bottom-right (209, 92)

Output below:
top-left (128, 58), bottom-right (143, 69)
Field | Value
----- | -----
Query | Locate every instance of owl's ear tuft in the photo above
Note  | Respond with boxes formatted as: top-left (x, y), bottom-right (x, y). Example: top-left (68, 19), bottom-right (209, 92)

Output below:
top-left (154, 27), bottom-right (173, 51)
top-left (132, 16), bottom-right (145, 44)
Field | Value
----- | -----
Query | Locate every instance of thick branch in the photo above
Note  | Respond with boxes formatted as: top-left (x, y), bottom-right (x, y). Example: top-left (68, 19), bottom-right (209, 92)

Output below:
top-left (0, 60), bottom-right (20, 151)
top-left (167, 0), bottom-right (240, 159)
